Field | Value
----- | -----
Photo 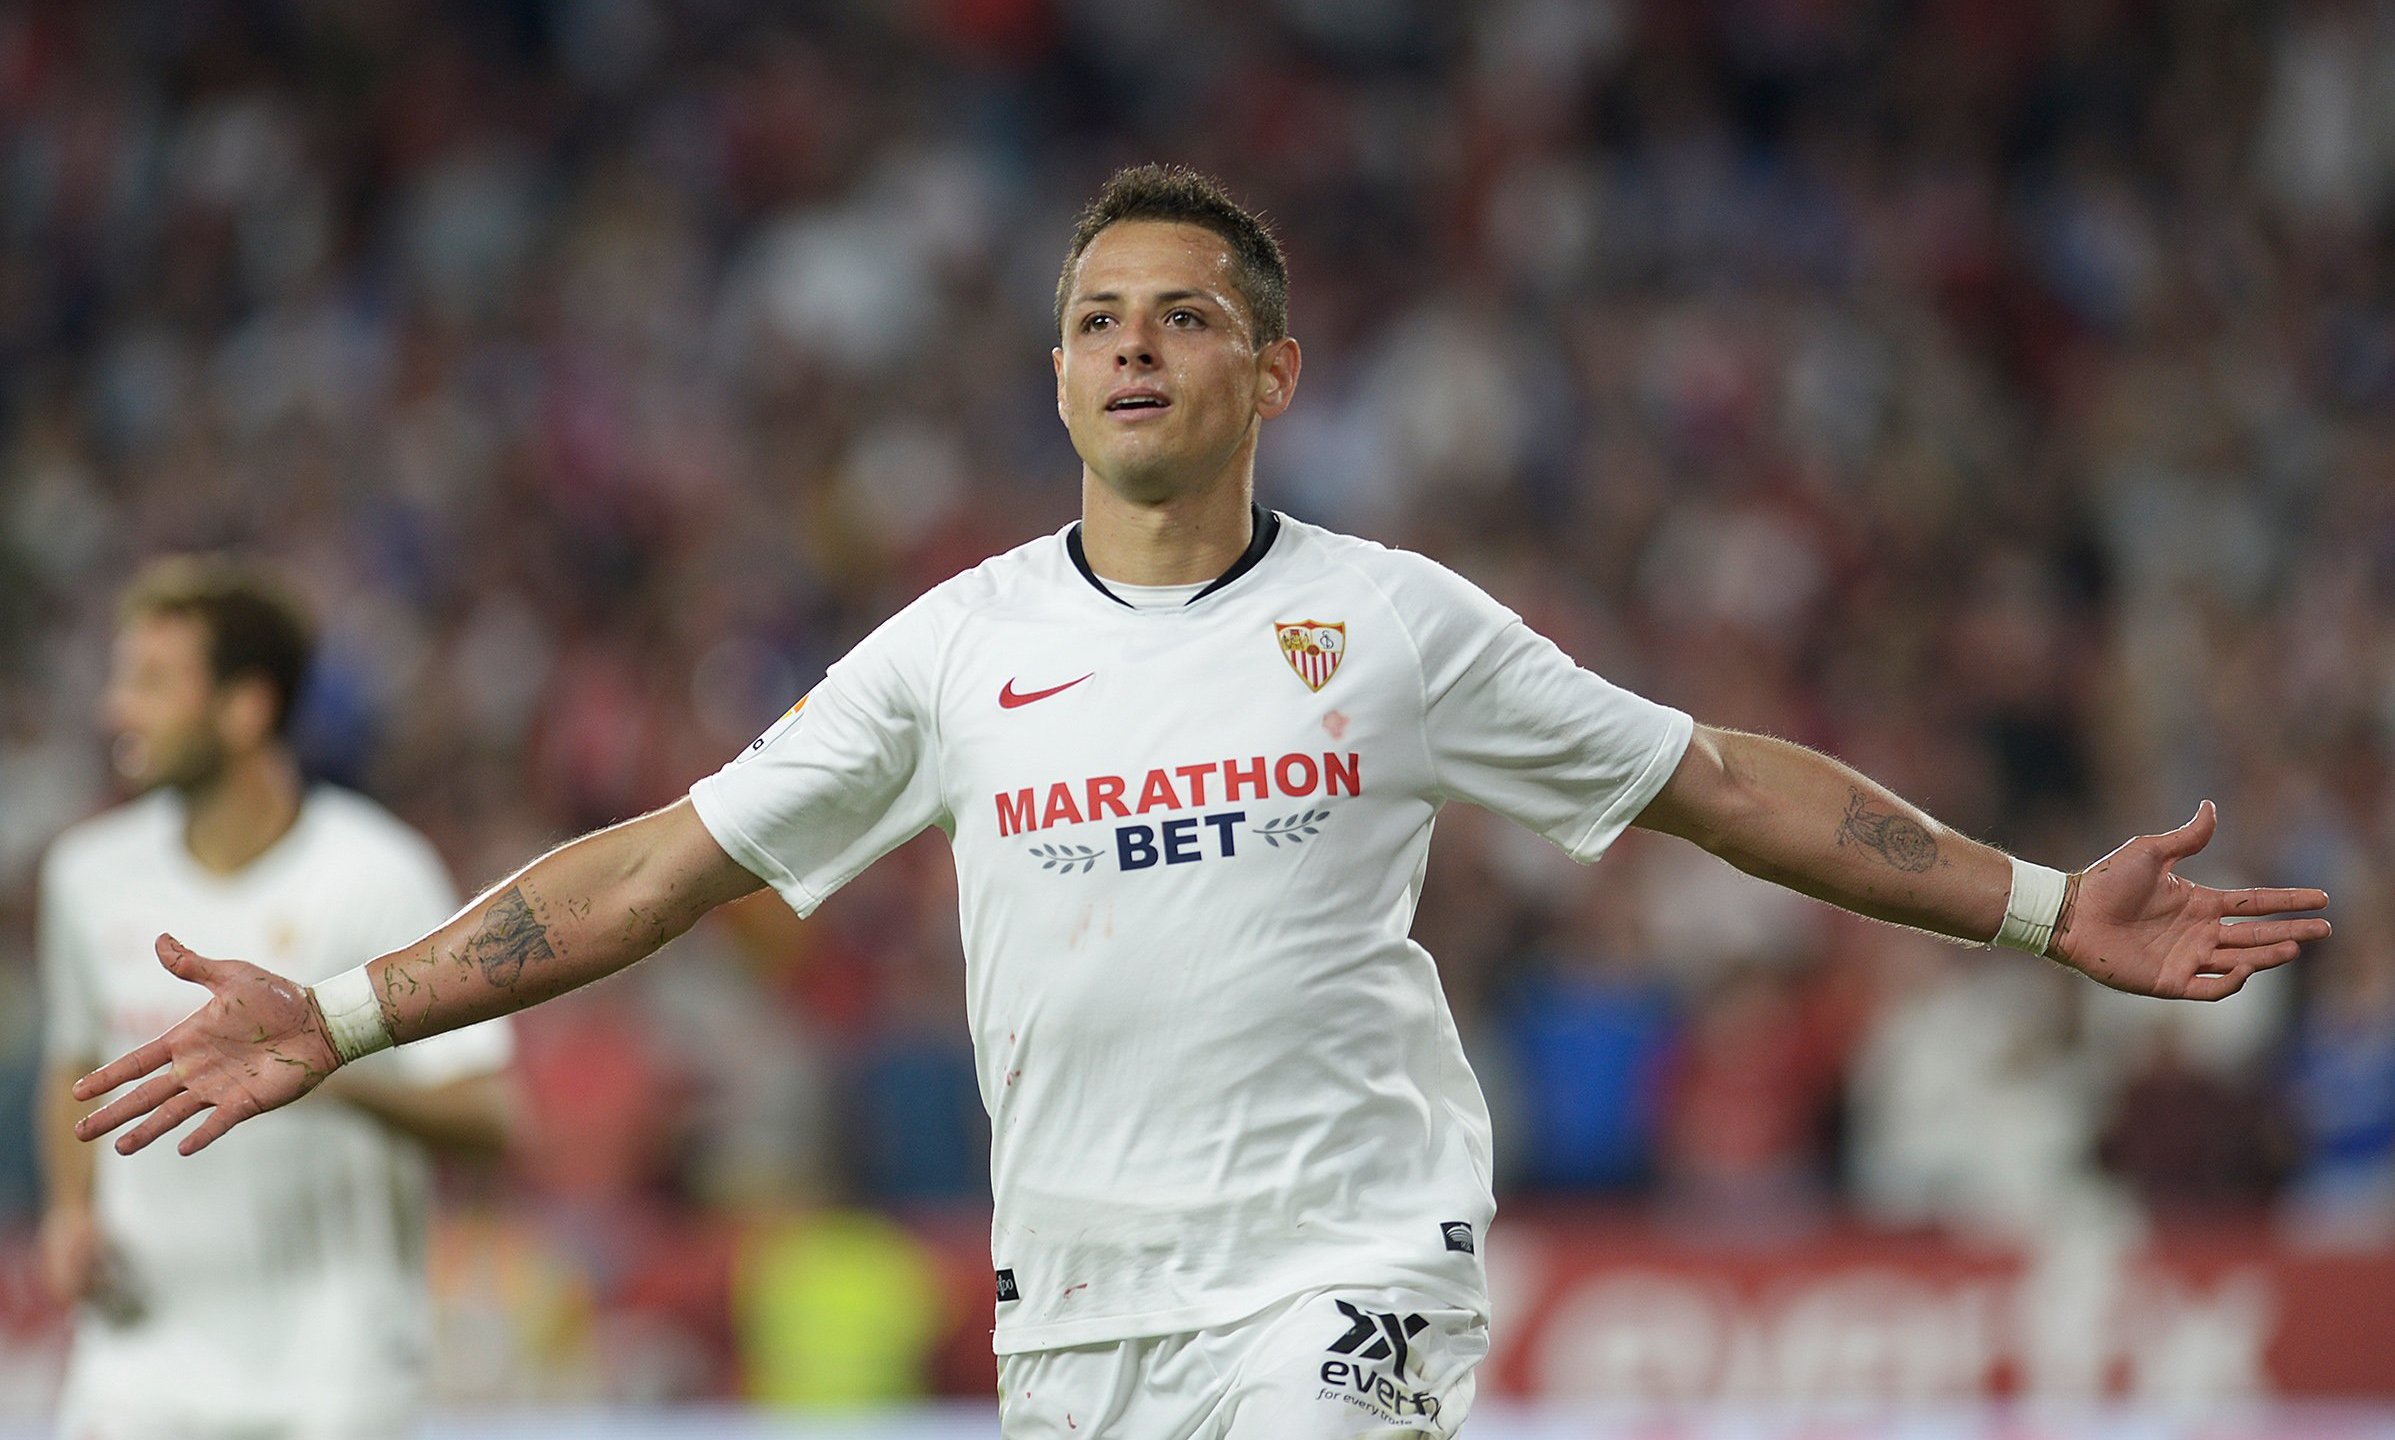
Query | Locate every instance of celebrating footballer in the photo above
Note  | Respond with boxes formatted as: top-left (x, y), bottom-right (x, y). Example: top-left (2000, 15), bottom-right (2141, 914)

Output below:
top-left (73, 166), bottom-right (2332, 1438)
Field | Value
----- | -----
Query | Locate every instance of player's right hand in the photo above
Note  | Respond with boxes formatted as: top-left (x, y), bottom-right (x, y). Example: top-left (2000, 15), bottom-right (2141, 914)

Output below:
top-left (72, 933), bottom-right (342, 1156)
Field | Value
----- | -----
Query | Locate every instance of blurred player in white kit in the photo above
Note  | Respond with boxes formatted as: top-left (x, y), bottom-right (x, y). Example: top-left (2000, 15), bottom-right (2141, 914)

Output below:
top-left (35, 558), bottom-right (516, 1440)
top-left (70, 170), bottom-right (2334, 1438)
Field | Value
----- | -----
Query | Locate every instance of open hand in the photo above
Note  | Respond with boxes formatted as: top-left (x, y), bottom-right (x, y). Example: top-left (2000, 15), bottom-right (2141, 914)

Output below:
top-left (73, 934), bottom-right (341, 1155)
top-left (2052, 801), bottom-right (2330, 1001)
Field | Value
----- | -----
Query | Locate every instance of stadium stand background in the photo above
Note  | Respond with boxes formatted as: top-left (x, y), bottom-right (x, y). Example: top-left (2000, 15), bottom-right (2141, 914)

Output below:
top-left (0, 0), bottom-right (2391, 1427)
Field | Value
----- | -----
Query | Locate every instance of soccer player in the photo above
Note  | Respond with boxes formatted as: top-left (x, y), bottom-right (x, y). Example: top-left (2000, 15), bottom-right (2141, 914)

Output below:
top-left (72, 169), bottom-right (2328, 1438)
top-left (37, 559), bottom-right (516, 1440)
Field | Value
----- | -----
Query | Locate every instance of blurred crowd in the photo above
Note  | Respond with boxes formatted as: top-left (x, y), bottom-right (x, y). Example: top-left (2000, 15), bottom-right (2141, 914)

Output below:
top-left (3, 0), bottom-right (2395, 1395)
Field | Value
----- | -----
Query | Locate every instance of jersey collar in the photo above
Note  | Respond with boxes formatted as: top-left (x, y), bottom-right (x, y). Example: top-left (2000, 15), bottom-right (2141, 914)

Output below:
top-left (1066, 503), bottom-right (1283, 610)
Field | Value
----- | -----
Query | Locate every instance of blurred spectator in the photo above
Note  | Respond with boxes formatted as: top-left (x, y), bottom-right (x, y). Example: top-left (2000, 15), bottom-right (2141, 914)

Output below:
top-left (2281, 934), bottom-right (2395, 1243)
top-left (2099, 1031), bottom-right (2291, 1214)
top-left (510, 991), bottom-right (689, 1205)
top-left (1846, 941), bottom-right (2107, 1236)
top-left (736, 1210), bottom-right (948, 1407)
top-left (1500, 973), bottom-right (1673, 1192)
top-left (1655, 964), bottom-right (1844, 1231)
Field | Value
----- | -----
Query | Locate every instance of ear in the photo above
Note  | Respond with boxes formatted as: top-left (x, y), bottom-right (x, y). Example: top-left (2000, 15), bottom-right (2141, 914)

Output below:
top-left (1053, 346), bottom-right (1068, 424)
top-left (1254, 336), bottom-right (1302, 420)
top-left (215, 675), bottom-right (280, 753)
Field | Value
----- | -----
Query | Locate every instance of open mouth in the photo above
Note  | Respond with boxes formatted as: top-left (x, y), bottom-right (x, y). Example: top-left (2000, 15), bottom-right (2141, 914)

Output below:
top-left (1104, 392), bottom-right (1171, 414)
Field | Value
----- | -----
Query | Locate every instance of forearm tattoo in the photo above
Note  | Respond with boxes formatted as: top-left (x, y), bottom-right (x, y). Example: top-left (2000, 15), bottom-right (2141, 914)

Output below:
top-left (1835, 787), bottom-right (1938, 873)
top-left (463, 885), bottom-right (556, 989)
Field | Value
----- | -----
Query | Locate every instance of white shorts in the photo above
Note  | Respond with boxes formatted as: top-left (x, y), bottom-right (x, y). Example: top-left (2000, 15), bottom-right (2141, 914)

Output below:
top-left (997, 1285), bottom-right (1487, 1439)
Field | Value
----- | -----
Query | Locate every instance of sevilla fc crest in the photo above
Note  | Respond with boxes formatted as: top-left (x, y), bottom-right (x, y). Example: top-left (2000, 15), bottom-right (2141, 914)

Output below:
top-left (1276, 620), bottom-right (1347, 692)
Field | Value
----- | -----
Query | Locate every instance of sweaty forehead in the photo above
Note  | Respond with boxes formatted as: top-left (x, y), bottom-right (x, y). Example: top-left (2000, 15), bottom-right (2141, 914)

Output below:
top-left (1069, 221), bottom-right (1246, 311)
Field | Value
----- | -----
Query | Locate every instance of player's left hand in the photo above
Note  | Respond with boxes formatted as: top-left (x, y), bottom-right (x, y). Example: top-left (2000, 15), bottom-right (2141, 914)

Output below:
top-left (71, 934), bottom-right (342, 1155)
top-left (2050, 800), bottom-right (2330, 1001)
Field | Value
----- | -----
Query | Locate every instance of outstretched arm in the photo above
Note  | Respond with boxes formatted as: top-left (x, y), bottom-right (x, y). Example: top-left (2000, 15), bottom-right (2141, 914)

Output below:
top-left (1632, 725), bottom-right (2330, 999)
top-left (74, 797), bottom-right (762, 1155)
top-left (317, 1068), bottom-right (517, 1156)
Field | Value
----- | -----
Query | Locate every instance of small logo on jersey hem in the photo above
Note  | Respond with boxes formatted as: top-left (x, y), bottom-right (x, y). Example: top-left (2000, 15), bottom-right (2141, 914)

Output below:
top-left (1275, 620), bottom-right (1346, 692)
top-left (995, 1268), bottom-right (1020, 1303)
top-left (1441, 1220), bottom-right (1475, 1254)
top-left (999, 674), bottom-right (1093, 709)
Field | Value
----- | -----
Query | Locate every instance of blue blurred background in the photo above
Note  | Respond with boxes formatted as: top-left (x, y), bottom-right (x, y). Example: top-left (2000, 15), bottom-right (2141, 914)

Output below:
top-left (1, 0), bottom-right (2392, 1429)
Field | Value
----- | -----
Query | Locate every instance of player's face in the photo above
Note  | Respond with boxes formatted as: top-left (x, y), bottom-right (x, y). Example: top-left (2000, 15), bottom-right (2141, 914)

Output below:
top-left (104, 614), bottom-right (232, 792)
top-left (1054, 221), bottom-right (1299, 503)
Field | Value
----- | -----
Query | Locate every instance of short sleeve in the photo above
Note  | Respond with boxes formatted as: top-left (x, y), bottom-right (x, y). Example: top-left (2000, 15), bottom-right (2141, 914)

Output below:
top-left (343, 823), bottom-right (516, 1088)
top-left (37, 844), bottom-right (102, 1067)
top-left (1387, 554), bottom-right (1692, 862)
top-left (688, 595), bottom-right (949, 918)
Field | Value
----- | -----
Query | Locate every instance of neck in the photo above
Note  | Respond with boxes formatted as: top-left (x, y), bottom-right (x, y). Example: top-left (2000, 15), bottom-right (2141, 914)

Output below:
top-left (1079, 460), bottom-right (1256, 585)
top-left (181, 747), bottom-right (304, 875)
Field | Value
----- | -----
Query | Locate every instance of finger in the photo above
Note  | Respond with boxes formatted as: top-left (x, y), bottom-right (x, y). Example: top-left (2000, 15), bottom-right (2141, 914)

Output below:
top-left (75, 1069), bottom-right (186, 1140)
top-left (155, 933), bottom-right (224, 986)
top-left (2182, 964), bottom-right (2254, 1002)
top-left (2219, 939), bottom-right (2303, 972)
top-left (116, 1090), bottom-right (211, 1156)
top-left (178, 1103), bottom-right (249, 1156)
top-left (2217, 918), bottom-right (2333, 948)
top-left (2151, 800), bottom-right (2217, 864)
top-left (2217, 888), bottom-right (2331, 917)
top-left (73, 1037), bottom-right (172, 1102)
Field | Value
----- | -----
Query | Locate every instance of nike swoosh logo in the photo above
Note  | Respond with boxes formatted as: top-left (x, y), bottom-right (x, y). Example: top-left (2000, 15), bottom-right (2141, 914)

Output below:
top-left (999, 674), bottom-right (1094, 709)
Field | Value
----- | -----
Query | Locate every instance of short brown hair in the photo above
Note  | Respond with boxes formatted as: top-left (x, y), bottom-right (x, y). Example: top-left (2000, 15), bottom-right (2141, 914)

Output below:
top-left (120, 556), bottom-right (315, 737)
top-left (1055, 164), bottom-right (1289, 346)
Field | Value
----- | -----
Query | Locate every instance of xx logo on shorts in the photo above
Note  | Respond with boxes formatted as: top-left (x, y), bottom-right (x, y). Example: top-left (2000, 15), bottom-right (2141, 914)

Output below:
top-left (1329, 1300), bottom-right (1428, 1376)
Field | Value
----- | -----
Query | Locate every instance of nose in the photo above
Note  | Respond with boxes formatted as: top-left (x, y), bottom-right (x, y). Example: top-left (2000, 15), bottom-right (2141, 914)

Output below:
top-left (1113, 318), bottom-right (1157, 369)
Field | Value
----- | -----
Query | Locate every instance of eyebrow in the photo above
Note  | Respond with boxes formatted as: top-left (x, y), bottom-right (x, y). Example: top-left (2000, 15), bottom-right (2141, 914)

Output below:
top-left (1070, 289), bottom-right (1209, 309)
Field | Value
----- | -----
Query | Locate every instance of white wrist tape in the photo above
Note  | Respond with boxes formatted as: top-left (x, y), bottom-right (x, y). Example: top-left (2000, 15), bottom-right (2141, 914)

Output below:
top-left (310, 966), bottom-right (392, 1064)
top-left (1994, 857), bottom-right (2070, 955)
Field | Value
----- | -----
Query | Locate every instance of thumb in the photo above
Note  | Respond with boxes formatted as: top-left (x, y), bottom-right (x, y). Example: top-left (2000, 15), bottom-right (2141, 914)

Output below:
top-left (2150, 799), bottom-right (2217, 865)
top-left (154, 933), bottom-right (219, 986)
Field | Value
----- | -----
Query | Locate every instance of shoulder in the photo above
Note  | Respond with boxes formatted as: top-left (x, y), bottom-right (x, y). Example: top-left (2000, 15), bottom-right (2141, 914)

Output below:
top-left (296, 788), bottom-right (449, 878)
top-left (1280, 517), bottom-right (1519, 631)
top-left (41, 793), bottom-right (175, 892)
top-left (919, 526), bottom-right (1075, 618)
top-left (831, 527), bottom-right (1075, 676)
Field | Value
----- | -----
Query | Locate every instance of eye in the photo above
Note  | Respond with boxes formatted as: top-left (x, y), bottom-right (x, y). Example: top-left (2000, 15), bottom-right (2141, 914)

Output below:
top-left (1165, 308), bottom-right (1202, 327)
top-left (1080, 312), bottom-right (1114, 332)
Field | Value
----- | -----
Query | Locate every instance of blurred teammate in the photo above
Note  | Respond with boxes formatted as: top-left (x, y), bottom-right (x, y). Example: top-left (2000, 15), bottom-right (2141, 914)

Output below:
top-left (72, 170), bottom-right (2329, 1438)
top-left (37, 558), bottom-right (515, 1440)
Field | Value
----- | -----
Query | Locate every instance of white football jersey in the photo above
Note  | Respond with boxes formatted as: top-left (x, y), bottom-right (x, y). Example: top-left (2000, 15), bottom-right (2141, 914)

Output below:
top-left (691, 511), bottom-right (1692, 1353)
top-left (39, 787), bottom-right (514, 1438)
